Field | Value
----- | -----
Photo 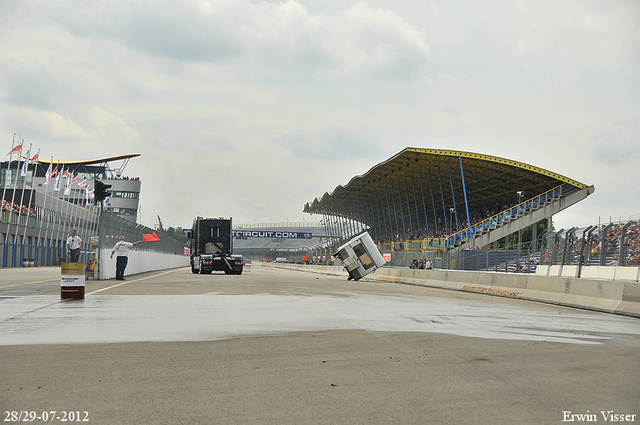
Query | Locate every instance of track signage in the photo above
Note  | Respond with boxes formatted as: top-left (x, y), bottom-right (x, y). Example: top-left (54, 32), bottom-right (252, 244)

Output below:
top-left (233, 230), bottom-right (312, 239)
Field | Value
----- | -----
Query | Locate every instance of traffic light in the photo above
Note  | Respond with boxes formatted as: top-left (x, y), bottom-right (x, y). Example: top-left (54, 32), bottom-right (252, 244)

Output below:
top-left (94, 180), bottom-right (112, 204)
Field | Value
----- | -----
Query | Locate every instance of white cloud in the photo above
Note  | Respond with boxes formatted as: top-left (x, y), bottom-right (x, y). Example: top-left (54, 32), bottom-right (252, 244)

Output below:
top-left (0, 0), bottom-right (638, 230)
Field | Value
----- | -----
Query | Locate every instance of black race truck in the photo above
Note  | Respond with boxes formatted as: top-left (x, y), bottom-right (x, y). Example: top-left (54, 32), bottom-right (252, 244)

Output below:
top-left (188, 217), bottom-right (244, 275)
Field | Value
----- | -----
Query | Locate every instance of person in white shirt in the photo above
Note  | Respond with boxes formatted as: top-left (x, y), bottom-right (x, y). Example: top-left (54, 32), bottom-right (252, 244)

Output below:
top-left (110, 236), bottom-right (143, 281)
top-left (66, 230), bottom-right (83, 262)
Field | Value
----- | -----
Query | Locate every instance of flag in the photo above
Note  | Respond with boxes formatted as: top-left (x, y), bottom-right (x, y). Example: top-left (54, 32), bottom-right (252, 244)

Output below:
top-left (44, 163), bottom-right (53, 185)
top-left (20, 147), bottom-right (31, 177)
top-left (103, 196), bottom-right (110, 206)
top-left (143, 232), bottom-right (161, 242)
top-left (30, 152), bottom-right (39, 163)
top-left (78, 179), bottom-right (87, 187)
top-left (7, 144), bottom-right (22, 156)
top-left (71, 176), bottom-right (78, 184)
top-left (54, 166), bottom-right (63, 191)
top-left (64, 172), bottom-right (73, 196)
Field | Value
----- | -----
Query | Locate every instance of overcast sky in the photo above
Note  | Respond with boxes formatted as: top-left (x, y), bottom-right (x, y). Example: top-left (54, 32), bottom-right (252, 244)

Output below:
top-left (1, 0), bottom-right (638, 231)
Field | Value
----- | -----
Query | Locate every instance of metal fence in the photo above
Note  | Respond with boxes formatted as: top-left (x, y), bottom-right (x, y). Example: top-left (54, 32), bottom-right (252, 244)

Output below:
top-left (379, 218), bottom-right (640, 274)
top-left (98, 211), bottom-right (186, 255)
top-left (538, 220), bottom-right (639, 272)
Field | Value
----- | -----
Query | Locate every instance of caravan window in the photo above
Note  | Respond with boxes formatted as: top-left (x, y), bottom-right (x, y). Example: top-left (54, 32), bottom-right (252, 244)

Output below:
top-left (352, 243), bottom-right (374, 270)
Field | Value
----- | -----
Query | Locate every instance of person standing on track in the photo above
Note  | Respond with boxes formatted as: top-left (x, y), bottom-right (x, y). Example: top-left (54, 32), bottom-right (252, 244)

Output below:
top-left (66, 230), bottom-right (83, 263)
top-left (110, 236), bottom-right (143, 280)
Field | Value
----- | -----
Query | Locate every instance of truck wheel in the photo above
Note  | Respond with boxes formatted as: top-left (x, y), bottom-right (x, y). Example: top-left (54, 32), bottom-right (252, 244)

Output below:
top-left (191, 266), bottom-right (198, 274)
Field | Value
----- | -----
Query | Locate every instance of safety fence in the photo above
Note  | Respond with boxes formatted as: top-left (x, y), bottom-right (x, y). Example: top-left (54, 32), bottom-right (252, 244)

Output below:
top-left (98, 212), bottom-right (186, 256)
top-left (539, 219), bottom-right (640, 273)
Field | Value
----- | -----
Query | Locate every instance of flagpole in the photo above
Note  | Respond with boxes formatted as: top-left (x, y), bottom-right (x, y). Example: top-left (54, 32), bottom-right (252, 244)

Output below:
top-left (19, 145), bottom-right (36, 261)
top-left (39, 157), bottom-right (55, 266)
top-left (60, 168), bottom-right (74, 260)
top-left (1, 133), bottom-right (17, 266)
top-left (50, 160), bottom-right (64, 264)
top-left (1, 133), bottom-right (16, 218)
top-left (4, 140), bottom-right (23, 265)
top-left (14, 143), bottom-right (32, 262)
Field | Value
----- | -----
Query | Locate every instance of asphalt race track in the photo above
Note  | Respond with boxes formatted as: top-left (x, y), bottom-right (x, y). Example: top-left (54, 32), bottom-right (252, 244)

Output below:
top-left (1, 264), bottom-right (639, 424)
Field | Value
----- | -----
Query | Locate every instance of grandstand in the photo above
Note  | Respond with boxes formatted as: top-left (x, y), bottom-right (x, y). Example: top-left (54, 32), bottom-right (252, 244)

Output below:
top-left (0, 153), bottom-right (148, 268)
top-left (304, 147), bottom-right (595, 269)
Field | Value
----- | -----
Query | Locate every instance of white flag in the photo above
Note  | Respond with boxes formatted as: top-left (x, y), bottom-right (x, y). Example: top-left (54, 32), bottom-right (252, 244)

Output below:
top-left (43, 163), bottom-right (52, 184)
top-left (54, 165), bottom-right (63, 191)
top-left (20, 147), bottom-right (31, 177)
top-left (64, 172), bottom-right (73, 196)
top-left (44, 162), bottom-right (53, 185)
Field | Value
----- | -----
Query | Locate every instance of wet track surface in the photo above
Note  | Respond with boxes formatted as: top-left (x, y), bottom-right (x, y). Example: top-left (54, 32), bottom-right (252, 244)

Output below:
top-left (2, 264), bottom-right (639, 346)
top-left (1, 264), bottom-right (639, 424)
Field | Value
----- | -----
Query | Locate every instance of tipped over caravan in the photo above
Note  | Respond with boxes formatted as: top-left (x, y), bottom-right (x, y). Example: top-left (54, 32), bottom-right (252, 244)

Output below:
top-left (334, 232), bottom-right (385, 281)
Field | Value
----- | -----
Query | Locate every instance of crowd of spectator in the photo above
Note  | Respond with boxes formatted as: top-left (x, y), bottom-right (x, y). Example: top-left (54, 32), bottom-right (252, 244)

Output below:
top-left (541, 220), bottom-right (640, 267)
top-left (373, 200), bottom-right (518, 245)
top-left (409, 258), bottom-right (433, 270)
top-left (1, 199), bottom-right (36, 218)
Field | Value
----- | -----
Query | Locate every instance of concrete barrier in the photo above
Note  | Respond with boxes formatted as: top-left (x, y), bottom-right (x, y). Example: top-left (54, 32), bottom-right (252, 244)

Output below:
top-left (276, 264), bottom-right (639, 318)
top-left (537, 265), bottom-right (640, 282)
top-left (99, 249), bottom-right (190, 280)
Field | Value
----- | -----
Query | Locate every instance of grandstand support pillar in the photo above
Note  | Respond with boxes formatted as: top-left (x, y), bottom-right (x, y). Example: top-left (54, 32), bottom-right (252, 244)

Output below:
top-left (353, 202), bottom-right (361, 235)
top-left (458, 157), bottom-right (472, 235)
top-left (354, 201), bottom-right (362, 235)
top-left (417, 173), bottom-right (430, 236)
top-left (437, 165), bottom-right (448, 234)
top-left (397, 181), bottom-right (407, 240)
top-left (403, 179), bottom-right (413, 238)
top-left (427, 170), bottom-right (438, 235)
top-left (368, 195), bottom-right (378, 241)
top-left (377, 191), bottom-right (388, 241)
top-left (341, 211), bottom-right (348, 240)
top-left (385, 186), bottom-right (395, 241)
top-left (448, 161), bottom-right (459, 232)
top-left (364, 198), bottom-right (373, 236)
top-left (374, 193), bottom-right (383, 241)
top-left (330, 212), bottom-right (338, 243)
top-left (360, 201), bottom-right (368, 234)
top-left (411, 176), bottom-right (421, 236)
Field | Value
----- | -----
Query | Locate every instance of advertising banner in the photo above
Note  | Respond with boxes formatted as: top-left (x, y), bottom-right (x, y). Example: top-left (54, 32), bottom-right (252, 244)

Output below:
top-left (233, 230), bottom-right (312, 239)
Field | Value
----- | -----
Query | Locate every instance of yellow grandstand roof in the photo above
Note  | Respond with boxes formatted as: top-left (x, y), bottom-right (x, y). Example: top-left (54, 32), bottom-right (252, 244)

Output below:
top-left (304, 147), bottom-right (588, 215)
